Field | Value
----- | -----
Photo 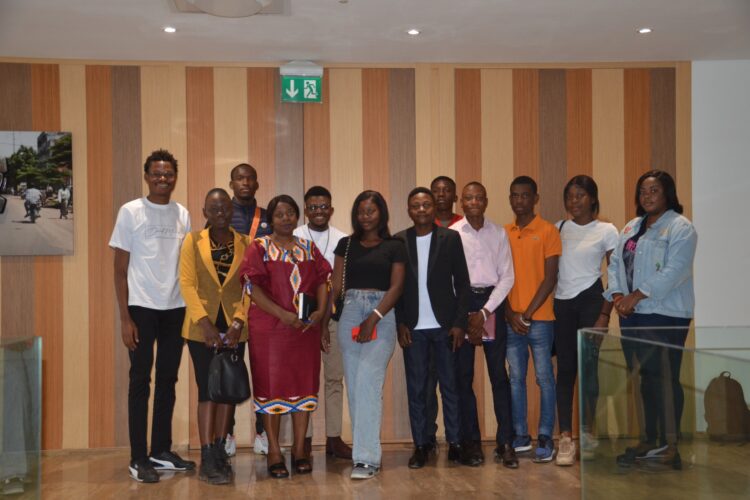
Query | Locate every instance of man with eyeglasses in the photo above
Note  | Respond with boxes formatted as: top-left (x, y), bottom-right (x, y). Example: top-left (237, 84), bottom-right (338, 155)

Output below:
top-left (110, 149), bottom-right (195, 483)
top-left (293, 186), bottom-right (352, 459)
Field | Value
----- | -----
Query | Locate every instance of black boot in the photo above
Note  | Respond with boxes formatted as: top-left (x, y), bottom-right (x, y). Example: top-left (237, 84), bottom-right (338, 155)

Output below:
top-left (213, 437), bottom-right (234, 478)
top-left (199, 444), bottom-right (230, 485)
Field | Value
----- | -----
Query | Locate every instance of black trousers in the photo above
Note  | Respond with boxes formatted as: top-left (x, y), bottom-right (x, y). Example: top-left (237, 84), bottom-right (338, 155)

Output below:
top-left (455, 291), bottom-right (513, 446)
top-left (620, 313), bottom-right (691, 446)
top-left (553, 280), bottom-right (604, 433)
top-left (128, 306), bottom-right (185, 461)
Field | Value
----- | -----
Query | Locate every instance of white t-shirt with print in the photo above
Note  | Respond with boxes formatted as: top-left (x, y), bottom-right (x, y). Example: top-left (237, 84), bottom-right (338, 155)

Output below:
top-left (109, 197), bottom-right (191, 309)
top-left (555, 219), bottom-right (618, 300)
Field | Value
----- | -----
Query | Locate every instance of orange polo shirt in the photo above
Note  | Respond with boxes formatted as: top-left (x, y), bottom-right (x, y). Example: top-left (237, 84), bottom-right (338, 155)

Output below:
top-left (504, 214), bottom-right (562, 321)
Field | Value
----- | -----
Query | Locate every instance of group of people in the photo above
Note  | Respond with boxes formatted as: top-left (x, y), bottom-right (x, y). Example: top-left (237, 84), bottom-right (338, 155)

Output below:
top-left (110, 148), bottom-right (696, 484)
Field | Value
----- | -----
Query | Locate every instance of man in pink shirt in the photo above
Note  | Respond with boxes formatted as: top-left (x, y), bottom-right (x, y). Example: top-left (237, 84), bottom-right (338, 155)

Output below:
top-left (451, 182), bottom-right (517, 468)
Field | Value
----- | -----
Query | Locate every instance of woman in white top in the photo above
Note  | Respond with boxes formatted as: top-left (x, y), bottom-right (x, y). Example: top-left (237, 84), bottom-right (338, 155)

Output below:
top-left (553, 175), bottom-right (618, 466)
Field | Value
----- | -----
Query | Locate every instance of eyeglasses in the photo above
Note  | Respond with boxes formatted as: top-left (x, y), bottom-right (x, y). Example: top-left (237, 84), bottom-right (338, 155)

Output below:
top-left (306, 203), bottom-right (331, 212)
top-left (148, 171), bottom-right (176, 180)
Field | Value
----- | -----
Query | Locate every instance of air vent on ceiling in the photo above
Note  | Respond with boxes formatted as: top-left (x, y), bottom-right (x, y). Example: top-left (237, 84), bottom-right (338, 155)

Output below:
top-left (172, 0), bottom-right (288, 17)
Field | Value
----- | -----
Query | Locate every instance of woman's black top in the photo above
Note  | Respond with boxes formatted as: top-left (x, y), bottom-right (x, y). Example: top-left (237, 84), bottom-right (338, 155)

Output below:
top-left (334, 236), bottom-right (407, 291)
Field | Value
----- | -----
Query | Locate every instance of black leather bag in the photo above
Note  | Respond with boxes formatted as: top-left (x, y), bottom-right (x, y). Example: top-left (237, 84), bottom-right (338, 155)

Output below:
top-left (208, 348), bottom-right (251, 405)
top-left (330, 237), bottom-right (351, 321)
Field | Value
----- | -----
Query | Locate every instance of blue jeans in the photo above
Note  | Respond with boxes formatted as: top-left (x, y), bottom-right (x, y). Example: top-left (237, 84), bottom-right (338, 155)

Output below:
top-left (506, 321), bottom-right (556, 438)
top-left (403, 328), bottom-right (460, 446)
top-left (338, 289), bottom-right (397, 467)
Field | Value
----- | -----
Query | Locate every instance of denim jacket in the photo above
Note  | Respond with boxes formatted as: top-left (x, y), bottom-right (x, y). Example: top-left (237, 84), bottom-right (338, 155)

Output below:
top-left (604, 210), bottom-right (697, 318)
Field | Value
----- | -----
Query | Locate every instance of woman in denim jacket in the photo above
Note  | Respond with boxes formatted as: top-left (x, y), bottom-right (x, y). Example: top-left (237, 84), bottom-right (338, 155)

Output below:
top-left (603, 170), bottom-right (697, 470)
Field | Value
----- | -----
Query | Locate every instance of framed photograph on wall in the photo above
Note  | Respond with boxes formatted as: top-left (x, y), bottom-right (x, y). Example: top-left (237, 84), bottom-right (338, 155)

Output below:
top-left (0, 131), bottom-right (73, 256)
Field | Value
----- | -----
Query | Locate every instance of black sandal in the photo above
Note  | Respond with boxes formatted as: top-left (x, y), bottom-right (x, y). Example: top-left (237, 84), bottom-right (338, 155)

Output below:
top-left (292, 454), bottom-right (312, 474)
top-left (267, 461), bottom-right (289, 479)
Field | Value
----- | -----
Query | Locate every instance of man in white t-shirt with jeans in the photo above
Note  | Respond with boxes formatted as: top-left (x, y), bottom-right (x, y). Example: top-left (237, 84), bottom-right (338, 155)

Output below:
top-left (294, 185), bottom-right (352, 459)
top-left (109, 149), bottom-right (195, 483)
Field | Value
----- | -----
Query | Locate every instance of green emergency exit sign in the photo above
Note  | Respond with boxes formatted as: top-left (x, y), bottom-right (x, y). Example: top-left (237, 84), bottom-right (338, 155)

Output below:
top-left (281, 75), bottom-right (322, 103)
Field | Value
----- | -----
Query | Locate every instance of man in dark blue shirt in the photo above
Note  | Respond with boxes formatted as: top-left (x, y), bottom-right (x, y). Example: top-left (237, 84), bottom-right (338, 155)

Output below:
top-left (228, 163), bottom-right (271, 239)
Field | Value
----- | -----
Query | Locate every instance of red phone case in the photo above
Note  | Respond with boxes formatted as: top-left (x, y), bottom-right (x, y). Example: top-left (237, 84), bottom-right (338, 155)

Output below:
top-left (351, 325), bottom-right (378, 340)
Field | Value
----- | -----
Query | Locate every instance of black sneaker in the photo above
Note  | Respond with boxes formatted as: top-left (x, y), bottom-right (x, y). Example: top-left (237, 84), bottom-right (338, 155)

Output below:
top-left (129, 458), bottom-right (159, 483)
top-left (149, 450), bottom-right (196, 471)
top-left (616, 442), bottom-right (664, 467)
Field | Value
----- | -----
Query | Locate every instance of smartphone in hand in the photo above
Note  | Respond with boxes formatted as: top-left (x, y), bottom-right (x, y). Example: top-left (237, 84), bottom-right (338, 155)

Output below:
top-left (351, 326), bottom-right (378, 341)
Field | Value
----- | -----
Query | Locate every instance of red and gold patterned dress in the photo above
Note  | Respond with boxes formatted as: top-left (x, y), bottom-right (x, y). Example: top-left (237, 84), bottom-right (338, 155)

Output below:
top-left (239, 236), bottom-right (331, 414)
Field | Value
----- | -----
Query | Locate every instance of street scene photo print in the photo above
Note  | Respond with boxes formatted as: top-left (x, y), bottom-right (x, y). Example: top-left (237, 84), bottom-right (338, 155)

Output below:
top-left (0, 131), bottom-right (73, 256)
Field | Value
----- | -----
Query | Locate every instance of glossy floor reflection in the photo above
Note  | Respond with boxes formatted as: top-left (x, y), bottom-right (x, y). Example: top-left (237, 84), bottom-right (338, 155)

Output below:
top-left (40, 442), bottom-right (581, 499)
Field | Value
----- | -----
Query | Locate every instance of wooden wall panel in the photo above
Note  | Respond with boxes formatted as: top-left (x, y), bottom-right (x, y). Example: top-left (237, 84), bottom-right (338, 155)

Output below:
top-left (513, 69), bottom-right (540, 180)
top-left (303, 69), bottom-right (331, 193)
top-left (385, 68), bottom-right (417, 440)
top-left (480, 69), bottom-right (514, 227)
top-left (624, 69), bottom-right (651, 221)
top-left (31, 63), bottom-right (64, 450)
top-left (111, 66), bottom-right (142, 448)
top-left (275, 86), bottom-right (304, 206)
top-left (247, 68), bottom-right (277, 205)
top-left (538, 69), bottom-right (567, 223)
top-left (215, 68), bottom-right (248, 194)
top-left (86, 65), bottom-right (115, 447)
top-left (454, 69), bottom-right (482, 201)
top-left (362, 69), bottom-right (390, 200)
top-left (388, 69), bottom-right (417, 235)
top-left (592, 69), bottom-right (626, 228)
top-left (0, 63), bottom-right (34, 343)
top-left (650, 68), bottom-right (676, 178)
top-left (675, 62), bottom-right (692, 220)
top-left (566, 69), bottom-right (593, 178)
top-left (0, 59), bottom-right (690, 450)
top-left (328, 69), bottom-right (363, 232)
top-left (59, 63), bottom-right (90, 449)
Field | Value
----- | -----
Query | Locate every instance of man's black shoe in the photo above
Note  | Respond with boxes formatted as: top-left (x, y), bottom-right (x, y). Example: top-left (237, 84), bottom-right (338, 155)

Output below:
top-left (448, 443), bottom-right (463, 463)
top-left (129, 458), bottom-right (159, 483)
top-left (460, 441), bottom-right (484, 467)
top-left (494, 443), bottom-right (519, 469)
top-left (408, 446), bottom-right (429, 469)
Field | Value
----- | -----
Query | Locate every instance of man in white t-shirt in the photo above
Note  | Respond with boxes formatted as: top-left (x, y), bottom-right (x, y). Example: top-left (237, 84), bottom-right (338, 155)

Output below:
top-left (109, 149), bottom-right (194, 483)
top-left (294, 185), bottom-right (351, 459)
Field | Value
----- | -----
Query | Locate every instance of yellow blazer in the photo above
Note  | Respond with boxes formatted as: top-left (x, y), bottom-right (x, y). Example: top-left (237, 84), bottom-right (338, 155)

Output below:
top-left (179, 227), bottom-right (249, 342)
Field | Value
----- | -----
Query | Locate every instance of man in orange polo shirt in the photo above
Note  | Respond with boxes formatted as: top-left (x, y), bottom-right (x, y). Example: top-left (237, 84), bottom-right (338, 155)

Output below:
top-left (504, 176), bottom-right (561, 464)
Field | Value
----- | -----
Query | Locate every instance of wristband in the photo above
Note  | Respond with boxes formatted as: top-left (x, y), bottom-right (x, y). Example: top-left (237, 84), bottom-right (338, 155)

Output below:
top-left (231, 320), bottom-right (242, 330)
top-left (480, 309), bottom-right (488, 321)
top-left (372, 308), bottom-right (384, 320)
top-left (519, 314), bottom-right (531, 327)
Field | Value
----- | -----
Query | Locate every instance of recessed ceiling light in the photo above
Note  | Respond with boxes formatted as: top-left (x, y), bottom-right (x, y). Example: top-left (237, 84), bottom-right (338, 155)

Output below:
top-left (638, 27), bottom-right (652, 34)
top-left (407, 28), bottom-right (420, 36)
top-left (164, 26), bottom-right (177, 34)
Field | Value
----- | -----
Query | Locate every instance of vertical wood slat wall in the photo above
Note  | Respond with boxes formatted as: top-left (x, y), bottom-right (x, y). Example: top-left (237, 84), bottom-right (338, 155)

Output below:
top-left (0, 61), bottom-right (690, 450)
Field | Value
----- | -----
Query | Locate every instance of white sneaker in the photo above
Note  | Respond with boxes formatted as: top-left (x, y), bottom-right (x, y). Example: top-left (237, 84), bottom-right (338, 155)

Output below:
top-left (253, 431), bottom-right (269, 455)
top-left (580, 432), bottom-right (599, 460)
top-left (225, 434), bottom-right (236, 457)
top-left (350, 463), bottom-right (379, 479)
top-left (556, 436), bottom-right (576, 466)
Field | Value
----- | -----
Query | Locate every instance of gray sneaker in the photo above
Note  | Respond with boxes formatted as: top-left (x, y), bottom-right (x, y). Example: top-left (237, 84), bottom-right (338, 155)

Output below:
top-left (556, 436), bottom-right (576, 466)
top-left (350, 463), bottom-right (379, 479)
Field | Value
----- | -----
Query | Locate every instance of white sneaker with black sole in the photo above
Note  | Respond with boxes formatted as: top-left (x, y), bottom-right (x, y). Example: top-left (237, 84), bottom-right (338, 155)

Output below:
top-left (129, 458), bottom-right (160, 483)
top-left (149, 450), bottom-right (196, 471)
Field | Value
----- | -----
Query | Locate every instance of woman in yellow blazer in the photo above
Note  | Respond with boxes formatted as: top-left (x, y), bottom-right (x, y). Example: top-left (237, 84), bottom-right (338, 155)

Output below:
top-left (180, 188), bottom-right (248, 485)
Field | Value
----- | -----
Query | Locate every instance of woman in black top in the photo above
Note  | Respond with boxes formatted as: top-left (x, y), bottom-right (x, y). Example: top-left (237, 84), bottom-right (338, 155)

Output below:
top-left (329, 190), bottom-right (406, 479)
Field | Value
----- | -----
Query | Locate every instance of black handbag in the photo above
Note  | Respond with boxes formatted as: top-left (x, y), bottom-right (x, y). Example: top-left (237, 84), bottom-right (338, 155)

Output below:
top-left (331, 237), bottom-right (351, 321)
top-left (208, 347), bottom-right (251, 405)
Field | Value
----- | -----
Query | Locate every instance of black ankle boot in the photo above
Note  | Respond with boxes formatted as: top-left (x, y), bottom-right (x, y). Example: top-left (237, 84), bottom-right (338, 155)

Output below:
top-left (200, 444), bottom-right (230, 485)
top-left (213, 438), bottom-right (233, 477)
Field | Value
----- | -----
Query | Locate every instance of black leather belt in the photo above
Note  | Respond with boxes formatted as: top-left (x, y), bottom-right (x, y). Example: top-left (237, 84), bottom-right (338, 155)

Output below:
top-left (470, 286), bottom-right (493, 294)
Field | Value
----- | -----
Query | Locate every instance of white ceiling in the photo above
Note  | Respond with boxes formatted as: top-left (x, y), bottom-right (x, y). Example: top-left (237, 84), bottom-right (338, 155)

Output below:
top-left (1, 0), bottom-right (749, 63)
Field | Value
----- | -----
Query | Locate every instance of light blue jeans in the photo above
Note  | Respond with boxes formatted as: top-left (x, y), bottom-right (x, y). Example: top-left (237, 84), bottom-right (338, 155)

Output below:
top-left (337, 289), bottom-right (397, 467)
top-left (506, 320), bottom-right (556, 438)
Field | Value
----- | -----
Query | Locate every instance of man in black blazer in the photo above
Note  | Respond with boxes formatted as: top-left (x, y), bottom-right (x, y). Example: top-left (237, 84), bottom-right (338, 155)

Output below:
top-left (395, 187), bottom-right (470, 469)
